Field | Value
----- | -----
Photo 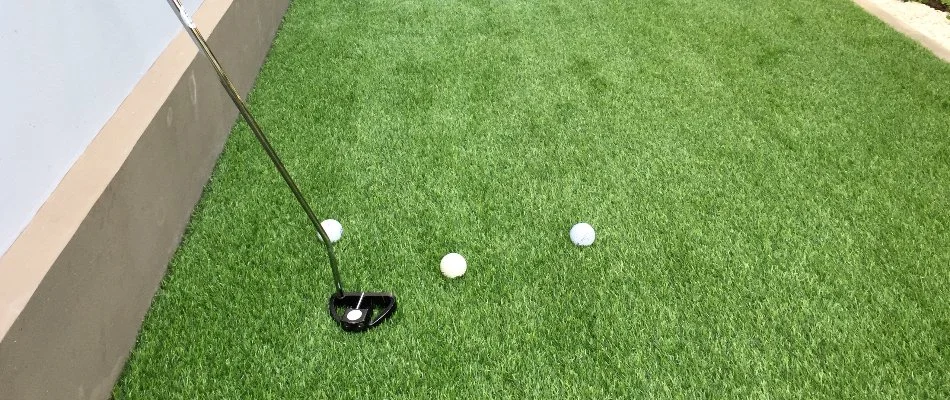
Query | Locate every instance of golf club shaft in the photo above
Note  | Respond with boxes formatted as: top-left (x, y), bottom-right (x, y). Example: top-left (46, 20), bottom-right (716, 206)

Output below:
top-left (166, 0), bottom-right (344, 296)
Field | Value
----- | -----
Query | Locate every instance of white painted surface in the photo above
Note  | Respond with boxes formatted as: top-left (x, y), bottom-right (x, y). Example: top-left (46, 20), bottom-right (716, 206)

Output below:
top-left (0, 0), bottom-right (204, 256)
top-left (862, 0), bottom-right (950, 44)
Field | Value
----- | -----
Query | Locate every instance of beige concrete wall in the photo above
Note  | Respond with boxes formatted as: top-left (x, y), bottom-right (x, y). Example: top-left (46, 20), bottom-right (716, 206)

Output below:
top-left (0, 0), bottom-right (290, 398)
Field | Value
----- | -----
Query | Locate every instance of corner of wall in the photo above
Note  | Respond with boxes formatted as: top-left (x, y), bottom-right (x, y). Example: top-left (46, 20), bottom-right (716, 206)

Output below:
top-left (0, 1), bottom-right (291, 399)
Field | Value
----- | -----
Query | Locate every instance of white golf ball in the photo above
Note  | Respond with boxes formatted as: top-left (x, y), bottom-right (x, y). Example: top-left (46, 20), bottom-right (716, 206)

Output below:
top-left (440, 253), bottom-right (467, 278)
top-left (569, 222), bottom-right (596, 246)
top-left (320, 219), bottom-right (343, 243)
top-left (346, 309), bottom-right (363, 321)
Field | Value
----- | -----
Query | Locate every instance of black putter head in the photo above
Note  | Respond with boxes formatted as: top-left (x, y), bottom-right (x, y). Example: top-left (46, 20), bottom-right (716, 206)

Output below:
top-left (328, 291), bottom-right (397, 332)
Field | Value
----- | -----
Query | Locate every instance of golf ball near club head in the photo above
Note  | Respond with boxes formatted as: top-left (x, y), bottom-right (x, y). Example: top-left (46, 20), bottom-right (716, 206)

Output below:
top-left (320, 219), bottom-right (343, 243)
top-left (440, 253), bottom-right (467, 278)
top-left (569, 222), bottom-right (596, 246)
top-left (346, 309), bottom-right (363, 321)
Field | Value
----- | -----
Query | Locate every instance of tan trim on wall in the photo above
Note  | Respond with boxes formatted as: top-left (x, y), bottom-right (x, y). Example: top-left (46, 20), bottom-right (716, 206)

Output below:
top-left (0, 0), bottom-right (222, 341)
top-left (853, 0), bottom-right (950, 62)
top-left (0, 0), bottom-right (290, 398)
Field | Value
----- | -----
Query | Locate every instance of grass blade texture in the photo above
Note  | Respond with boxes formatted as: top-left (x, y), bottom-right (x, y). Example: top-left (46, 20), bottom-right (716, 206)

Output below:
top-left (115, 0), bottom-right (950, 398)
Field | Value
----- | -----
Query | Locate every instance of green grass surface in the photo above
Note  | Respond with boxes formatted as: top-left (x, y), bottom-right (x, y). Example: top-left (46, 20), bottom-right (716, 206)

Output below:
top-left (116, 0), bottom-right (950, 398)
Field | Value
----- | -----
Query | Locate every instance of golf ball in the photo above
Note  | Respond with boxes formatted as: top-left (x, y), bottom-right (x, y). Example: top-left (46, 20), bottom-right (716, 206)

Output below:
top-left (569, 222), bottom-right (596, 246)
top-left (440, 253), bottom-right (467, 278)
top-left (346, 309), bottom-right (363, 321)
top-left (320, 219), bottom-right (343, 243)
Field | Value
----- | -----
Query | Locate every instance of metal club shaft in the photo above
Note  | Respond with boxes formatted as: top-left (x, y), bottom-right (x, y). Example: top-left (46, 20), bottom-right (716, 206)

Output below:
top-left (166, 0), bottom-right (345, 296)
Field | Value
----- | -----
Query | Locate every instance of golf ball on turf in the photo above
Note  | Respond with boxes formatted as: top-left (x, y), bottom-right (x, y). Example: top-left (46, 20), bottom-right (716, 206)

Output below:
top-left (569, 222), bottom-right (596, 246)
top-left (320, 219), bottom-right (343, 243)
top-left (440, 253), bottom-right (467, 278)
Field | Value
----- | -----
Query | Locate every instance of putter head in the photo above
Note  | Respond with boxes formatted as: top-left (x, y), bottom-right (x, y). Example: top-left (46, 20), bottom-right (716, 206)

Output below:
top-left (328, 291), bottom-right (397, 332)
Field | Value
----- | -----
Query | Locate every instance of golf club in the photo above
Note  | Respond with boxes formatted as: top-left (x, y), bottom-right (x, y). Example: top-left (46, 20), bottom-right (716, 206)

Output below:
top-left (165, 0), bottom-right (396, 332)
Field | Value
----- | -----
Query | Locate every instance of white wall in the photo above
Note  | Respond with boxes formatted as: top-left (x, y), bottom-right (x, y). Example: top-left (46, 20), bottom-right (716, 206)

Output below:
top-left (0, 0), bottom-right (204, 256)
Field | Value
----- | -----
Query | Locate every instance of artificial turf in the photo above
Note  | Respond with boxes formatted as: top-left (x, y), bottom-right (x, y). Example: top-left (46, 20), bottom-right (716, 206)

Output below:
top-left (115, 0), bottom-right (950, 398)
